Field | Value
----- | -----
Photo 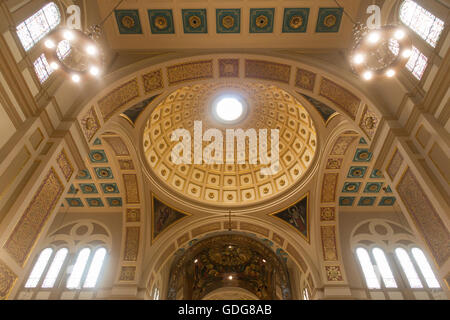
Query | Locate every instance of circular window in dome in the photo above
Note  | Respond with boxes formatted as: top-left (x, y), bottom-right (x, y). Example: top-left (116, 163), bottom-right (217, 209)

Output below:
top-left (212, 95), bottom-right (247, 124)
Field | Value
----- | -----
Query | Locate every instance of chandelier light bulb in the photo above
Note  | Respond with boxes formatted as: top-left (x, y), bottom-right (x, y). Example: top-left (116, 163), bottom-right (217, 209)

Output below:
top-left (86, 45), bottom-right (98, 56)
top-left (44, 40), bottom-right (55, 49)
top-left (386, 69), bottom-right (396, 77)
top-left (50, 61), bottom-right (59, 70)
top-left (63, 30), bottom-right (75, 41)
top-left (368, 32), bottom-right (381, 44)
top-left (353, 53), bottom-right (365, 65)
top-left (394, 29), bottom-right (405, 40)
top-left (402, 49), bottom-right (412, 58)
top-left (72, 74), bottom-right (81, 83)
top-left (363, 71), bottom-right (373, 81)
top-left (228, 276), bottom-right (233, 280)
top-left (89, 66), bottom-right (100, 76)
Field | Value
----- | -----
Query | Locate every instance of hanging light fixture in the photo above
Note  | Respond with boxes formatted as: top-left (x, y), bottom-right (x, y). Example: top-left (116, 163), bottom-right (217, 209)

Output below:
top-left (334, 0), bottom-right (413, 81)
top-left (41, 0), bottom-right (125, 83)
top-left (350, 23), bottom-right (412, 81)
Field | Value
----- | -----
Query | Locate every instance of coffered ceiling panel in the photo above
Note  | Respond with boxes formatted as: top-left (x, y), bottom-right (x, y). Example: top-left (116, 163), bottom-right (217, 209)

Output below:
top-left (96, 0), bottom-right (362, 51)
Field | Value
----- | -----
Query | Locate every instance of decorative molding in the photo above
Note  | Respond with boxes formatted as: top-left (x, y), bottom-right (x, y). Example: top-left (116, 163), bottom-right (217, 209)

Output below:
top-left (320, 78), bottom-right (360, 120)
top-left (123, 227), bottom-right (140, 262)
top-left (321, 173), bottom-right (339, 203)
top-left (245, 60), bottom-right (291, 83)
top-left (397, 168), bottom-right (450, 267)
top-left (295, 68), bottom-right (316, 91)
top-left (123, 174), bottom-right (139, 204)
top-left (325, 265), bottom-right (344, 281)
top-left (321, 226), bottom-right (338, 261)
top-left (0, 260), bottom-right (17, 300)
top-left (386, 149), bottom-right (403, 180)
top-left (119, 266), bottom-right (136, 281)
top-left (98, 79), bottom-right (140, 121)
top-left (167, 60), bottom-right (213, 85)
top-left (142, 69), bottom-right (164, 94)
top-left (4, 168), bottom-right (64, 266)
top-left (79, 107), bottom-right (101, 142)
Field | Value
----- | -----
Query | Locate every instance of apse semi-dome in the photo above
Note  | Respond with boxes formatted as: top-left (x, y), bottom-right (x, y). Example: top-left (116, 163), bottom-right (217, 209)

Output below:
top-left (143, 82), bottom-right (317, 206)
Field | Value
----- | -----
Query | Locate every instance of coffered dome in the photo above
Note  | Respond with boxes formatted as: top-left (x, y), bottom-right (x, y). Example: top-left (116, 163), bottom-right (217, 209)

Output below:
top-left (143, 82), bottom-right (317, 206)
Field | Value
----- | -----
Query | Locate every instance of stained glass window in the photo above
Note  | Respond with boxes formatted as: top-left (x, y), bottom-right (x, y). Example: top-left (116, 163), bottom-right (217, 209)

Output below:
top-left (16, 2), bottom-right (61, 51)
top-left (356, 248), bottom-right (381, 289)
top-left (405, 46), bottom-right (428, 80)
top-left (34, 41), bottom-right (71, 83)
top-left (372, 248), bottom-right (397, 288)
top-left (33, 53), bottom-right (53, 83)
top-left (41, 248), bottom-right (68, 288)
top-left (83, 248), bottom-right (107, 288)
top-left (56, 40), bottom-right (71, 60)
top-left (154, 287), bottom-right (161, 300)
top-left (67, 248), bottom-right (91, 289)
top-left (411, 248), bottom-right (440, 289)
top-left (395, 248), bottom-right (423, 288)
top-left (400, 1), bottom-right (445, 48)
top-left (302, 288), bottom-right (310, 300)
top-left (24, 248), bottom-right (53, 288)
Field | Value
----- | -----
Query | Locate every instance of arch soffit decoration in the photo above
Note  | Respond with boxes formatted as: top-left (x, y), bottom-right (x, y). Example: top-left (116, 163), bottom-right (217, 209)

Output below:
top-left (166, 232), bottom-right (293, 300)
top-left (141, 216), bottom-right (323, 297)
top-left (92, 126), bottom-right (147, 285)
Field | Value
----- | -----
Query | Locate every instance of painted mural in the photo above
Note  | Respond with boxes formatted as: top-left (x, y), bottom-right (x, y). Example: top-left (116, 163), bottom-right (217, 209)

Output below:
top-left (152, 197), bottom-right (189, 240)
top-left (270, 194), bottom-right (309, 241)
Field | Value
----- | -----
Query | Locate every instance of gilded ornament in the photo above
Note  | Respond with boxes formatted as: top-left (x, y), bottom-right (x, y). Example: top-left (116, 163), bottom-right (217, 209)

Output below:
top-left (256, 15), bottom-right (269, 28)
top-left (189, 16), bottom-right (202, 28)
top-left (154, 16), bottom-right (168, 30)
top-left (222, 15), bottom-right (235, 29)
top-left (324, 15), bottom-right (337, 27)
top-left (122, 16), bottom-right (135, 29)
top-left (289, 16), bottom-right (304, 29)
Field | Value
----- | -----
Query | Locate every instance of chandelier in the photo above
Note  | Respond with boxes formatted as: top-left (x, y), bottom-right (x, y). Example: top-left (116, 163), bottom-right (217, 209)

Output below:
top-left (41, 0), bottom-right (125, 83)
top-left (334, 0), bottom-right (413, 81)
top-left (42, 27), bottom-right (104, 83)
top-left (350, 23), bottom-right (412, 81)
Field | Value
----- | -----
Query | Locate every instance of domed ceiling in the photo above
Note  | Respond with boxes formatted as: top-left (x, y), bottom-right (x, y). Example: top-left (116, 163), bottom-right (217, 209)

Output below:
top-left (143, 82), bottom-right (317, 206)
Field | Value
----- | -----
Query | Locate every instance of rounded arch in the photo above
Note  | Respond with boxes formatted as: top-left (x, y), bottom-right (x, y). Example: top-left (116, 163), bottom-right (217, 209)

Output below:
top-left (165, 232), bottom-right (292, 300)
top-left (203, 287), bottom-right (260, 300)
top-left (140, 215), bottom-right (322, 299)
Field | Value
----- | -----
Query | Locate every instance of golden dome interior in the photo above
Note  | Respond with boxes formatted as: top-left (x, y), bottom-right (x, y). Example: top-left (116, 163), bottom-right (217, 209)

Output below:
top-left (143, 82), bottom-right (317, 206)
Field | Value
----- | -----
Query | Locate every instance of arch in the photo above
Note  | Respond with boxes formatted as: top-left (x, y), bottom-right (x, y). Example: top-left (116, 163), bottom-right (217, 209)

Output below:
top-left (166, 232), bottom-right (292, 300)
top-left (140, 215), bottom-right (321, 298)
top-left (203, 287), bottom-right (259, 300)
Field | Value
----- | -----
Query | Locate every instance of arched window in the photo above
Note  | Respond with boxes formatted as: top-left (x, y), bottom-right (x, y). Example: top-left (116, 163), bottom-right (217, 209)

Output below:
top-left (356, 248), bottom-right (381, 289)
top-left (33, 40), bottom-right (71, 83)
top-left (405, 46), bottom-right (428, 80)
top-left (153, 287), bottom-right (161, 300)
top-left (41, 248), bottom-right (69, 288)
top-left (395, 248), bottom-right (423, 288)
top-left (66, 248), bottom-right (91, 289)
top-left (24, 248), bottom-right (53, 288)
top-left (16, 2), bottom-right (61, 51)
top-left (411, 248), bottom-right (440, 289)
top-left (302, 288), bottom-right (310, 300)
top-left (400, 0), bottom-right (445, 48)
top-left (83, 248), bottom-right (107, 288)
top-left (372, 248), bottom-right (397, 288)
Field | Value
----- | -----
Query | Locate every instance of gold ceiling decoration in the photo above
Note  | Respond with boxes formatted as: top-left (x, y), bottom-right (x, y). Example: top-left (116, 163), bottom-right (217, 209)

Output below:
top-left (143, 82), bottom-right (317, 206)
